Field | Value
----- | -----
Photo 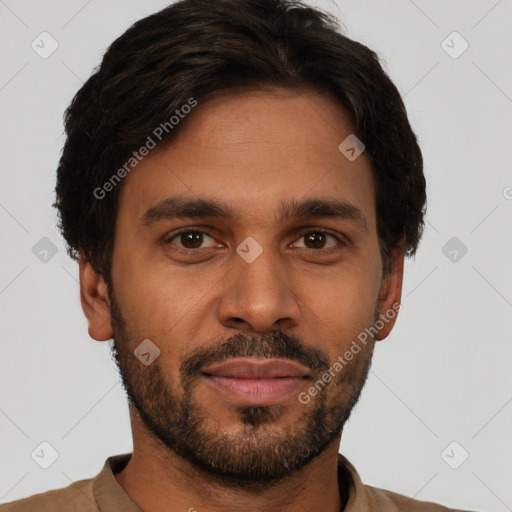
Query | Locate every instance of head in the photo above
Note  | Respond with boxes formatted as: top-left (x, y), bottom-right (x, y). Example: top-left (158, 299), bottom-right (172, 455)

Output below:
top-left (55, 0), bottom-right (425, 489)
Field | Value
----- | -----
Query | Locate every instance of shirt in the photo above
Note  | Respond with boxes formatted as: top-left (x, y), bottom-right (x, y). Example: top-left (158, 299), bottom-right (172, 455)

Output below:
top-left (0, 452), bottom-right (475, 511)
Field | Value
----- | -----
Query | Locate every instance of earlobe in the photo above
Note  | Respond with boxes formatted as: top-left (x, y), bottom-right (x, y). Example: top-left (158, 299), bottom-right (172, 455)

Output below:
top-left (376, 249), bottom-right (405, 341)
top-left (78, 253), bottom-right (113, 341)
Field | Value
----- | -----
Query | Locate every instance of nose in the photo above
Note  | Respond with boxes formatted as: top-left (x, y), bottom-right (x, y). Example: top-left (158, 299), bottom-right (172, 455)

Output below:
top-left (216, 248), bottom-right (301, 334)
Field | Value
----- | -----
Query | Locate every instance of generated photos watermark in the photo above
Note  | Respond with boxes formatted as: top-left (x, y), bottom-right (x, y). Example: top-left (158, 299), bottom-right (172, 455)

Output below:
top-left (298, 302), bottom-right (402, 404)
top-left (93, 98), bottom-right (198, 200)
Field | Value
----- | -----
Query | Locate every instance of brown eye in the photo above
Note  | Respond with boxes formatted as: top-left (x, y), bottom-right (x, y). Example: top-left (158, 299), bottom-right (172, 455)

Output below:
top-left (304, 232), bottom-right (328, 249)
top-left (293, 230), bottom-right (343, 250)
top-left (165, 230), bottom-right (218, 251)
top-left (178, 231), bottom-right (204, 249)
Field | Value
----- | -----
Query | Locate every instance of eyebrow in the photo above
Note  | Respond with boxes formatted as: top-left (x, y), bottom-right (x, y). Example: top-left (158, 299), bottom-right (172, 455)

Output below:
top-left (141, 196), bottom-right (369, 234)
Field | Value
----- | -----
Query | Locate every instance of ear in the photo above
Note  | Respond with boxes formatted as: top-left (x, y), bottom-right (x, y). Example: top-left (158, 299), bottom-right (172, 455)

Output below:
top-left (375, 248), bottom-right (405, 341)
top-left (78, 252), bottom-right (113, 341)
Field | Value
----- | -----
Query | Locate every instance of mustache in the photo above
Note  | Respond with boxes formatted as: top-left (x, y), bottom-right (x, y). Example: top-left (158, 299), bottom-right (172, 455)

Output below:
top-left (180, 329), bottom-right (330, 380)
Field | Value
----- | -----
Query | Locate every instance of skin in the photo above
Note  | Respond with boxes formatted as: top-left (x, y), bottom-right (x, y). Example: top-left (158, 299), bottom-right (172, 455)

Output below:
top-left (79, 87), bottom-right (404, 512)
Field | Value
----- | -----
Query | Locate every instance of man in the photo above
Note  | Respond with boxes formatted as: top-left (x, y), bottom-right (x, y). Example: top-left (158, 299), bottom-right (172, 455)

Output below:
top-left (0, 0), bottom-right (475, 511)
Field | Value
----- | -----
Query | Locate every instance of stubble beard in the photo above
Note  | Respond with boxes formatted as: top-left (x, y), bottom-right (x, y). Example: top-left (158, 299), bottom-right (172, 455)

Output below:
top-left (109, 292), bottom-right (377, 490)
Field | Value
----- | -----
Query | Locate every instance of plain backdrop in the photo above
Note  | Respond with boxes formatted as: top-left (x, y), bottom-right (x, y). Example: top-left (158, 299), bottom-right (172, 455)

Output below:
top-left (1, 1), bottom-right (511, 510)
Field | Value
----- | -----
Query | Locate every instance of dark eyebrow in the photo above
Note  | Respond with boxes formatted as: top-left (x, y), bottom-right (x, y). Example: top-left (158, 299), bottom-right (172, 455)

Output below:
top-left (141, 197), bottom-right (235, 226)
top-left (276, 198), bottom-right (369, 234)
top-left (141, 196), bottom-right (368, 234)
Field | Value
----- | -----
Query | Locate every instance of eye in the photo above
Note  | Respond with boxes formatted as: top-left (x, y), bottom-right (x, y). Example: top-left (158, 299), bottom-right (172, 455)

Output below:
top-left (163, 227), bottom-right (347, 256)
top-left (164, 229), bottom-right (221, 251)
top-left (292, 229), bottom-right (346, 251)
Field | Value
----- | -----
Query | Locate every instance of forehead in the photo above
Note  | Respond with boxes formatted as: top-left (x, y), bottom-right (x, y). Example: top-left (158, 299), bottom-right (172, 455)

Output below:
top-left (116, 87), bottom-right (376, 230)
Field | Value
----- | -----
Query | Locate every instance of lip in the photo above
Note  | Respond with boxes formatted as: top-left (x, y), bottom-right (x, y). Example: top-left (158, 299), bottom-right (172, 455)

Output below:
top-left (201, 358), bottom-right (310, 405)
top-left (202, 358), bottom-right (310, 378)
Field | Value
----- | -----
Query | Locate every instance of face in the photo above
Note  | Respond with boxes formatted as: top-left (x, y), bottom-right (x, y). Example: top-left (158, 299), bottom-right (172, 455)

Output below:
top-left (81, 87), bottom-right (403, 489)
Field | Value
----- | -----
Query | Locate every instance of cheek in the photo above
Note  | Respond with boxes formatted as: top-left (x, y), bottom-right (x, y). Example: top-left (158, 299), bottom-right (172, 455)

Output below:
top-left (297, 264), bottom-right (381, 353)
top-left (110, 266), bottom-right (169, 345)
top-left (113, 237), bottom-right (223, 316)
top-left (303, 260), bottom-right (380, 313)
top-left (110, 263), bottom-right (210, 369)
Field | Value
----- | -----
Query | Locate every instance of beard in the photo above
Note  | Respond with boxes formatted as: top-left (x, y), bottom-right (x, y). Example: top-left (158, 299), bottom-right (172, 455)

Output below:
top-left (109, 291), bottom-right (378, 490)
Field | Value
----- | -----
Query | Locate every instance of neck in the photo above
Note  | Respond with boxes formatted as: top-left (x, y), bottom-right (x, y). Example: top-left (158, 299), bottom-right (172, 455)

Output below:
top-left (115, 413), bottom-right (345, 512)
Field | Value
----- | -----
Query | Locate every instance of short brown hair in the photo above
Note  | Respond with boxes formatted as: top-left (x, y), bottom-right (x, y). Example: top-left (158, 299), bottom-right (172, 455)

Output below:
top-left (55, 0), bottom-right (426, 284)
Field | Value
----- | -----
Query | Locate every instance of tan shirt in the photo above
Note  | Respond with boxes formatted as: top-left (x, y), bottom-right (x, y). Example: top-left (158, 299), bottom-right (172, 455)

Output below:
top-left (0, 453), bottom-right (474, 511)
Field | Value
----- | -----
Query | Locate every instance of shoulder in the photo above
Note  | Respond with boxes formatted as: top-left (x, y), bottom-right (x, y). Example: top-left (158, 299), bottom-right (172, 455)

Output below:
top-left (0, 477), bottom-right (98, 512)
top-left (337, 453), bottom-right (477, 512)
top-left (365, 484), bottom-right (477, 512)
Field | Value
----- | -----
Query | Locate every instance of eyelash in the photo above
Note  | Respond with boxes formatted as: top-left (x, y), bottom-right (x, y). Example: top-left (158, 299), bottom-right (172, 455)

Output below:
top-left (163, 227), bottom-right (347, 255)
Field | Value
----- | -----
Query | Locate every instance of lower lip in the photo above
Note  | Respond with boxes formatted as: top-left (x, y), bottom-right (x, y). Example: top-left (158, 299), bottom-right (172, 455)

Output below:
top-left (203, 375), bottom-right (306, 405)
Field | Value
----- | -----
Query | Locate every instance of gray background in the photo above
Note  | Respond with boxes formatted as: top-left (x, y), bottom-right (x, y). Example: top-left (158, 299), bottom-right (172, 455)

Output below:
top-left (1, 1), bottom-right (511, 510)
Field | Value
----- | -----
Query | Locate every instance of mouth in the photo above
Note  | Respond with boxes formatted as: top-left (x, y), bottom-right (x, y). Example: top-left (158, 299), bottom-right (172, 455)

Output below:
top-left (201, 358), bottom-right (310, 405)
